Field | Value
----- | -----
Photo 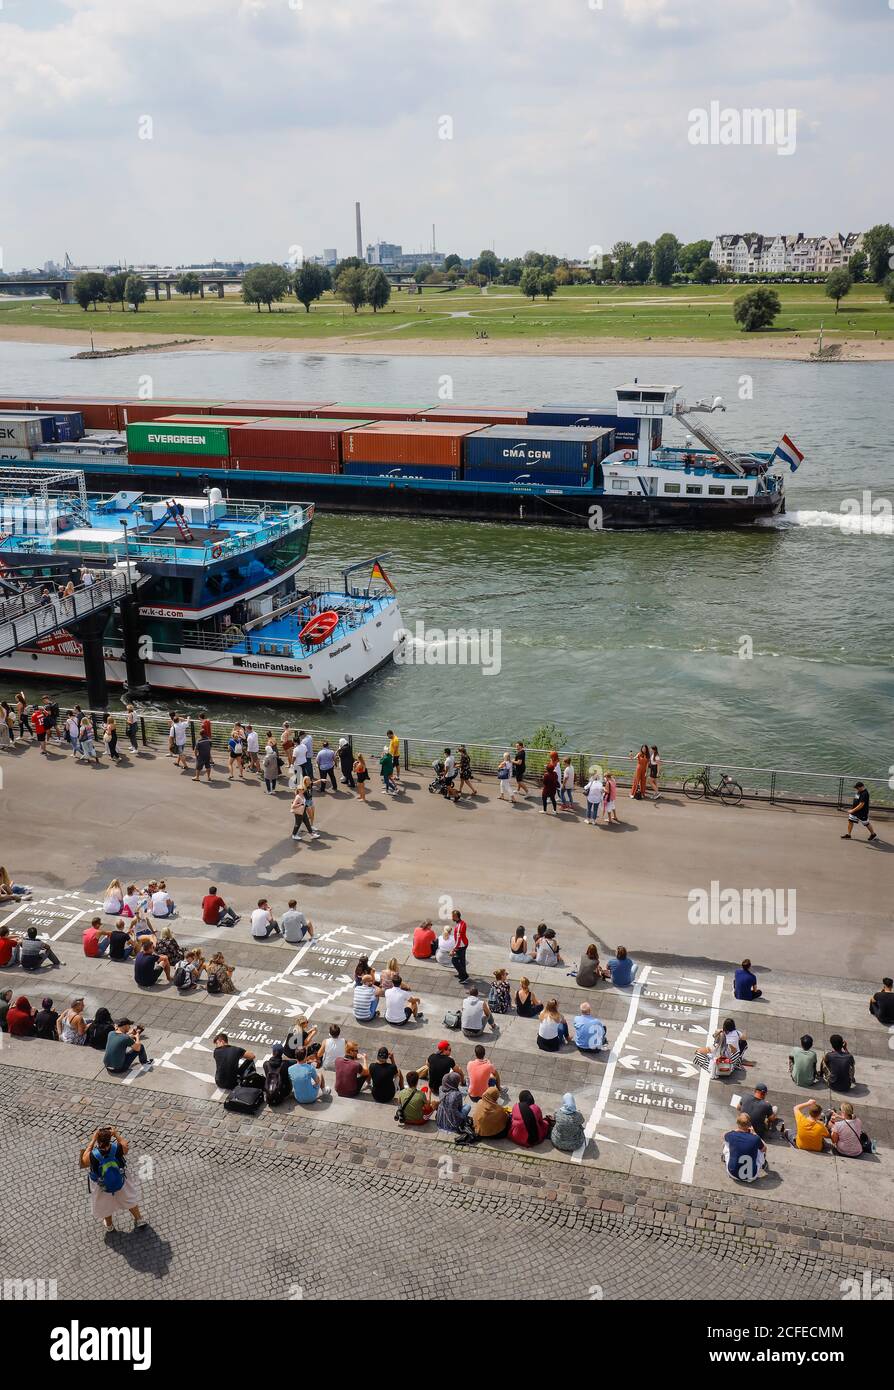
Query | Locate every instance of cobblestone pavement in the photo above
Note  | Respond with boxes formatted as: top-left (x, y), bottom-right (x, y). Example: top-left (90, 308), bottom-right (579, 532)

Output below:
top-left (2, 1066), bottom-right (890, 1301)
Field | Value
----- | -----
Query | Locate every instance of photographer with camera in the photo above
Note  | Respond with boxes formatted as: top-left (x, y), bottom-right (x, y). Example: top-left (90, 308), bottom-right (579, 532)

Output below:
top-left (103, 1018), bottom-right (152, 1074)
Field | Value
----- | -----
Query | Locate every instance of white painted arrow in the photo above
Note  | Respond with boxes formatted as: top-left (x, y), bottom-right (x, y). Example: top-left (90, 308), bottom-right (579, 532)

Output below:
top-left (627, 1145), bottom-right (681, 1165)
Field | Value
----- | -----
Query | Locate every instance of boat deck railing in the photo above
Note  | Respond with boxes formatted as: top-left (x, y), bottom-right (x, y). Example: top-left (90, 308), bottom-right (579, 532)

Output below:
top-left (0, 570), bottom-right (130, 660)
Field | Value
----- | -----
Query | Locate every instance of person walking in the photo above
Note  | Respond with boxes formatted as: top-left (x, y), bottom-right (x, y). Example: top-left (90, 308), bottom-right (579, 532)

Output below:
top-left (80, 1126), bottom-right (147, 1231)
top-left (559, 757), bottom-right (575, 810)
top-left (456, 745), bottom-right (477, 797)
top-left (496, 751), bottom-right (517, 802)
top-left (78, 715), bottom-right (100, 764)
top-left (227, 725), bottom-right (245, 780)
top-left (841, 782), bottom-right (878, 842)
top-left (193, 730), bottom-right (213, 782)
top-left (171, 714), bottom-right (190, 769)
top-left (245, 724), bottom-right (261, 773)
top-left (450, 909), bottom-right (470, 984)
top-left (512, 741), bottom-right (529, 797)
top-left (290, 784), bottom-right (319, 840)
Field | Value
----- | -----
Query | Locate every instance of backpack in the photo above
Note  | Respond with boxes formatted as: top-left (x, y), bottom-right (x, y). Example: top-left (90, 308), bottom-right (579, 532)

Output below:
top-left (497, 764), bottom-right (510, 780)
top-left (173, 963), bottom-right (193, 991)
top-left (224, 1084), bottom-right (263, 1115)
top-left (443, 1009), bottom-right (461, 1030)
top-left (264, 1063), bottom-right (288, 1107)
top-left (206, 970), bottom-right (223, 995)
top-left (90, 1142), bottom-right (126, 1194)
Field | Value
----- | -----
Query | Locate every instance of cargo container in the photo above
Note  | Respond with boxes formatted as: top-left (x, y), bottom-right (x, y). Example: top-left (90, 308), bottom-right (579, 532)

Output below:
top-left (315, 403), bottom-right (433, 421)
top-left (228, 418), bottom-right (370, 463)
top-left (463, 461), bottom-right (587, 488)
top-left (49, 411), bottom-right (85, 442)
top-left (0, 398), bottom-right (34, 411)
top-left (125, 421), bottom-right (230, 456)
top-left (229, 457), bottom-right (341, 476)
top-left (155, 415), bottom-right (264, 426)
top-left (343, 421), bottom-right (483, 468)
top-left (0, 411), bottom-right (59, 443)
top-left (0, 447), bottom-right (35, 460)
top-left (126, 452), bottom-right (231, 473)
top-left (208, 400), bottom-right (336, 418)
top-left (418, 405), bottom-right (528, 425)
top-left (341, 460), bottom-right (460, 482)
top-left (120, 400), bottom-right (218, 424)
top-left (35, 398), bottom-right (123, 430)
top-left (464, 425), bottom-right (613, 472)
top-left (527, 405), bottom-right (661, 449)
top-left (0, 416), bottom-right (45, 449)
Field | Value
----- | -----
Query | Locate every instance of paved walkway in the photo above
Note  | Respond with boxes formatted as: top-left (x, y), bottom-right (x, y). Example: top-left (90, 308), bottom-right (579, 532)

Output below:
top-left (1, 737), bottom-right (892, 1294)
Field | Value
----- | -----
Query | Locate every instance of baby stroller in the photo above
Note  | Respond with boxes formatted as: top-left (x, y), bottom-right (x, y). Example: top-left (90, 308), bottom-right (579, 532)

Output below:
top-left (429, 759), bottom-right (448, 795)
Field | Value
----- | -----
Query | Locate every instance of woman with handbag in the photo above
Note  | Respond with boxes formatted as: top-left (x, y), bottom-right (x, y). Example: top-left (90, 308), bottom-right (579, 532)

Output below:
top-left (829, 1102), bottom-right (872, 1156)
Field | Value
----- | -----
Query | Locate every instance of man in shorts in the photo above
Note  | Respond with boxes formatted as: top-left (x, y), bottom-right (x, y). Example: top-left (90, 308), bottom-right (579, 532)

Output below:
top-left (512, 741), bottom-right (529, 796)
top-left (841, 782), bottom-right (878, 842)
top-left (31, 704), bottom-right (48, 756)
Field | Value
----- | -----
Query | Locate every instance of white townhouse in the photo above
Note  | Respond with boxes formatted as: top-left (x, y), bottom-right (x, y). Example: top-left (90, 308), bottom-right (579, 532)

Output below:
top-left (710, 232), bottom-right (864, 275)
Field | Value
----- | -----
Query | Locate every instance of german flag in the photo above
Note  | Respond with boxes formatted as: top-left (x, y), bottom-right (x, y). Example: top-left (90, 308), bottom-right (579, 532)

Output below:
top-left (370, 560), bottom-right (395, 591)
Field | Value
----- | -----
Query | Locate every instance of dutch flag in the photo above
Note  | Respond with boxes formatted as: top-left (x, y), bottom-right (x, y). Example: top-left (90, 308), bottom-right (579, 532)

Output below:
top-left (773, 433), bottom-right (805, 472)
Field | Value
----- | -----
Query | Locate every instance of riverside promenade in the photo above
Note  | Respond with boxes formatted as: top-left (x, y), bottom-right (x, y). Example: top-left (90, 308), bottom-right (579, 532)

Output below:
top-left (1, 735), bottom-right (892, 1300)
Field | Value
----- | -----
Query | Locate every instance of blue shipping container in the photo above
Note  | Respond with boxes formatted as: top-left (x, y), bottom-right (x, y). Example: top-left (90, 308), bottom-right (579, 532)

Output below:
top-left (50, 411), bottom-right (85, 442)
top-left (341, 461), bottom-right (459, 482)
top-left (464, 425), bottom-right (609, 472)
top-left (528, 406), bottom-right (661, 449)
top-left (463, 461), bottom-right (587, 488)
top-left (0, 410), bottom-right (56, 442)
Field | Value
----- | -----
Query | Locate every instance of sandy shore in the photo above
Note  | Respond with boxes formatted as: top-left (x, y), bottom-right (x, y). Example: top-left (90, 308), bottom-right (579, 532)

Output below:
top-left (1, 321), bottom-right (892, 361)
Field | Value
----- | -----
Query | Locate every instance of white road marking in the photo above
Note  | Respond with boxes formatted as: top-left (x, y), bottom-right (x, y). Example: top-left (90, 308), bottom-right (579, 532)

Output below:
top-left (50, 908), bottom-right (88, 941)
top-left (572, 965), bottom-right (652, 1162)
top-left (681, 972), bottom-right (725, 1184)
top-left (628, 1145), bottom-right (680, 1165)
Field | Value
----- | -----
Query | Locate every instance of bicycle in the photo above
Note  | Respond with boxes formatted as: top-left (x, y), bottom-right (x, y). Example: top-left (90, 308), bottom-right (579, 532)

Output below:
top-left (682, 765), bottom-right (744, 806)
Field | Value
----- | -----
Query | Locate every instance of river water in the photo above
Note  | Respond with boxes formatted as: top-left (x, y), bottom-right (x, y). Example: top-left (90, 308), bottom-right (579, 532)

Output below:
top-left (1, 342), bottom-right (891, 777)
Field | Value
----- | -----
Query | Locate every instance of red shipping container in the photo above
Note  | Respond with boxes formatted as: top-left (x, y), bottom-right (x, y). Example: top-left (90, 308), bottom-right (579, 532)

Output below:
top-left (34, 397), bottom-right (123, 429)
top-left (419, 405), bottom-right (527, 424)
top-left (0, 397), bottom-right (35, 410)
top-left (227, 419), bottom-right (367, 462)
top-left (229, 457), bottom-right (340, 475)
top-left (314, 403), bottom-right (432, 421)
top-left (208, 400), bottom-right (335, 418)
top-left (120, 400), bottom-right (217, 423)
top-left (343, 421), bottom-right (484, 468)
top-left (155, 414), bottom-right (265, 426)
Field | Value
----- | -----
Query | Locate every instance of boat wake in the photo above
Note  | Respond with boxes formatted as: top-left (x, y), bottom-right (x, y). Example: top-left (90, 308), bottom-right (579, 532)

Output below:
top-left (762, 509), bottom-right (894, 536)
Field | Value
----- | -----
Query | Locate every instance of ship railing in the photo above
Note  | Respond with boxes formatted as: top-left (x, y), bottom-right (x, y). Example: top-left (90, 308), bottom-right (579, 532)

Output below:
top-left (82, 713), bottom-right (894, 812)
top-left (0, 569), bottom-right (130, 661)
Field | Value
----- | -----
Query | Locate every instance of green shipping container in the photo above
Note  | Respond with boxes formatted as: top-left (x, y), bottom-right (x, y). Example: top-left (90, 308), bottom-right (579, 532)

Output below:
top-left (126, 421), bottom-right (230, 456)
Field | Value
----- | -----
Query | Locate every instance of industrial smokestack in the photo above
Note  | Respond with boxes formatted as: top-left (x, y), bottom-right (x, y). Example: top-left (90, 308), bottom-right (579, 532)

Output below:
top-left (355, 202), bottom-right (363, 259)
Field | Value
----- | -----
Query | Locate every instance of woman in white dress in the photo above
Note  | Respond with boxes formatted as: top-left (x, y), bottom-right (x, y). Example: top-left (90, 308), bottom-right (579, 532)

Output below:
top-left (79, 1126), bottom-right (146, 1232)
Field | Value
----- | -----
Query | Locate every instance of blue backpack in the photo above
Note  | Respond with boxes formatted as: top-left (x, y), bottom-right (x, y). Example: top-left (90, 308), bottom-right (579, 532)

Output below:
top-left (91, 1141), bottom-right (126, 1194)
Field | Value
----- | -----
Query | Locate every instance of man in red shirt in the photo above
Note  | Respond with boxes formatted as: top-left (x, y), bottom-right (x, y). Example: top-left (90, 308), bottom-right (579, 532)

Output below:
top-left (412, 920), bottom-right (437, 960)
top-left (199, 713), bottom-right (212, 739)
top-left (202, 886), bottom-right (239, 928)
top-left (31, 705), bottom-right (48, 755)
top-left (451, 909), bottom-right (470, 983)
top-left (82, 917), bottom-right (111, 957)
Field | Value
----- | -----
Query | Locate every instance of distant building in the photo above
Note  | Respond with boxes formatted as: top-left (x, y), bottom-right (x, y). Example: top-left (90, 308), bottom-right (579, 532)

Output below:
top-left (710, 232), bottom-right (864, 275)
top-left (395, 250), bottom-right (446, 271)
top-left (366, 241), bottom-right (402, 266)
top-left (322, 248), bottom-right (338, 266)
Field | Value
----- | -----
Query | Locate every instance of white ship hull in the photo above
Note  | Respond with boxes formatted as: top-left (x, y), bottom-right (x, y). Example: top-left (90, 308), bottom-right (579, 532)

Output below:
top-left (0, 600), bottom-right (406, 704)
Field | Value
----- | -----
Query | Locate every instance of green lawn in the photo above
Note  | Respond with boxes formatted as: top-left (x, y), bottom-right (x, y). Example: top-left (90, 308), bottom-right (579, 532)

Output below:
top-left (2, 282), bottom-right (891, 342)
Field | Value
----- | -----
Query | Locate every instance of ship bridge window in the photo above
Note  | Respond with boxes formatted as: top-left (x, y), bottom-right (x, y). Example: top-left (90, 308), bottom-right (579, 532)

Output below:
top-left (685, 484), bottom-right (703, 495)
top-left (612, 479), bottom-right (628, 491)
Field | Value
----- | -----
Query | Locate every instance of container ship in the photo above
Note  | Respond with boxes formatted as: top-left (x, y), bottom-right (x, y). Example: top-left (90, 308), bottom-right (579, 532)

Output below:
top-left (0, 382), bottom-right (798, 527)
top-left (0, 476), bottom-right (404, 703)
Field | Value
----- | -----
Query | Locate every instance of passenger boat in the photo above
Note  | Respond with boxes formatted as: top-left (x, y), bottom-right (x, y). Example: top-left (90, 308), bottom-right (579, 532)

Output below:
top-left (0, 382), bottom-right (800, 528)
top-left (0, 478), bottom-right (404, 702)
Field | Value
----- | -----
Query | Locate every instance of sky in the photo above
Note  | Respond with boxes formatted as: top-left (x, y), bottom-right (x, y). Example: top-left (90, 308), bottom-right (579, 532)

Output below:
top-left (1, 0), bottom-right (891, 269)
